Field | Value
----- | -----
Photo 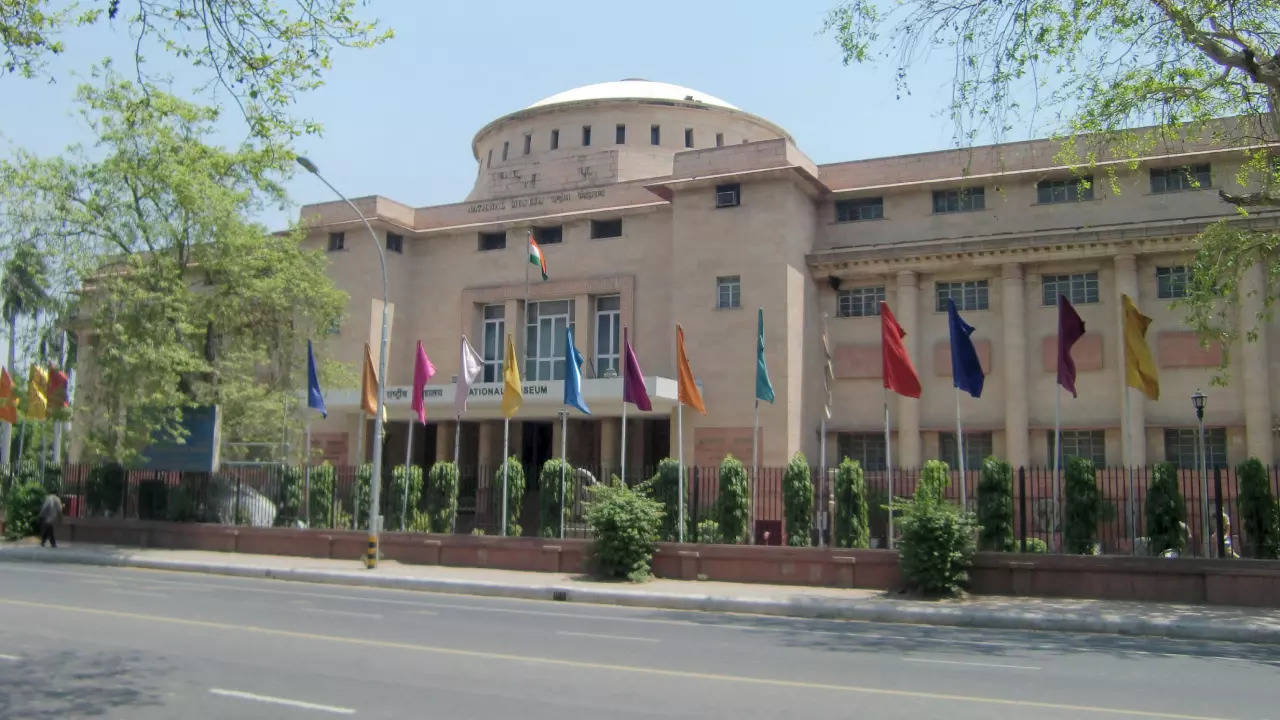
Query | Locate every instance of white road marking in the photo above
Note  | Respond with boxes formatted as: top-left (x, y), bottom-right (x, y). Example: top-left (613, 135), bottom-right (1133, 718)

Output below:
top-left (904, 658), bottom-right (1041, 671)
top-left (209, 688), bottom-right (354, 715)
top-left (408, 609), bottom-right (439, 615)
top-left (299, 607), bottom-right (382, 619)
top-left (0, 654), bottom-right (20, 661)
top-left (103, 589), bottom-right (169, 598)
top-left (557, 630), bottom-right (659, 643)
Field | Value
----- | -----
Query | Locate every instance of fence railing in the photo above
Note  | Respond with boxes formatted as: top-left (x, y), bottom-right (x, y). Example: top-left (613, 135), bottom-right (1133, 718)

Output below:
top-left (6, 460), bottom-right (1278, 557)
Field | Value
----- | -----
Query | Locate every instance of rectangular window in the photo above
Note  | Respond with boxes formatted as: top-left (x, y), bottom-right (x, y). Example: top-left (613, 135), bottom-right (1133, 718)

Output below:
top-left (482, 305), bottom-right (505, 383)
top-left (715, 183), bottom-right (740, 208)
top-left (550, 129), bottom-right (559, 150)
top-left (478, 231), bottom-right (506, 252)
top-left (615, 123), bottom-right (626, 144)
top-left (837, 433), bottom-right (886, 471)
top-left (935, 280), bottom-right (989, 311)
top-left (590, 218), bottom-right (622, 239)
top-left (932, 187), bottom-right (985, 213)
top-left (486, 149), bottom-right (492, 168)
top-left (522, 134), bottom-right (531, 155)
top-left (327, 232), bottom-right (345, 252)
top-left (1164, 428), bottom-right (1227, 469)
top-left (1041, 271), bottom-right (1100, 305)
top-left (715, 132), bottom-right (724, 147)
top-left (595, 294), bottom-right (621, 377)
top-left (836, 286), bottom-right (884, 318)
top-left (385, 232), bottom-right (403, 254)
top-left (939, 432), bottom-right (994, 471)
top-left (1037, 176), bottom-right (1094, 204)
top-left (525, 299), bottom-right (575, 381)
top-left (1151, 164), bottom-right (1211, 193)
top-left (716, 275), bottom-right (741, 309)
top-left (501, 141), bottom-right (509, 162)
top-left (1157, 265), bottom-right (1190, 299)
top-left (684, 128), bottom-right (694, 148)
top-left (533, 225), bottom-right (562, 245)
top-left (582, 125), bottom-right (591, 146)
top-left (835, 197), bottom-right (884, 222)
top-left (1049, 430), bottom-right (1107, 467)
top-left (650, 124), bottom-right (661, 145)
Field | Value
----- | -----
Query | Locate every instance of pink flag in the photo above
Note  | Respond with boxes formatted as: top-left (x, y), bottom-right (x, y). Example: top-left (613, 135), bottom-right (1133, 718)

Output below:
top-left (622, 327), bottom-right (652, 411)
top-left (411, 340), bottom-right (436, 424)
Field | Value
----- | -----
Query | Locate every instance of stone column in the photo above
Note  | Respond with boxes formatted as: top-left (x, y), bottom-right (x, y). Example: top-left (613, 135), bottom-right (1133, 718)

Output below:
top-left (1002, 263), bottom-right (1030, 468)
top-left (504, 298), bottom-right (522, 364)
top-left (1240, 263), bottom-right (1274, 461)
top-left (574, 293), bottom-right (592, 363)
top-left (600, 417), bottom-right (621, 476)
top-left (896, 270), bottom-right (922, 467)
top-left (1114, 254), bottom-right (1146, 465)
top-left (478, 421), bottom-right (498, 472)
top-left (435, 421), bottom-right (454, 464)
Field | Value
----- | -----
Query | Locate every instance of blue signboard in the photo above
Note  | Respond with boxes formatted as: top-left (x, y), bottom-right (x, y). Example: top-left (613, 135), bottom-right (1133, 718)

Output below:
top-left (140, 405), bottom-right (221, 472)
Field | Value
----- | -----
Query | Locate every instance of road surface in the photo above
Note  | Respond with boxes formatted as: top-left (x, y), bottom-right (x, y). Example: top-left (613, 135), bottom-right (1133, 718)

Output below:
top-left (0, 559), bottom-right (1275, 719)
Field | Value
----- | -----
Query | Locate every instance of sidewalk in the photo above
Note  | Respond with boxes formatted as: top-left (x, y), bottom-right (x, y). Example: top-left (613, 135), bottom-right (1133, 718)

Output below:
top-left (4, 540), bottom-right (1280, 645)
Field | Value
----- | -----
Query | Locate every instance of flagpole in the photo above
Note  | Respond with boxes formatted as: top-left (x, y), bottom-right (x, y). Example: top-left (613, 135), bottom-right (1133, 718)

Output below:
top-left (502, 417), bottom-right (510, 536)
top-left (819, 417), bottom-right (827, 548)
top-left (620, 400), bottom-right (628, 483)
top-left (304, 422), bottom-right (312, 527)
top-left (453, 415), bottom-right (461, 468)
top-left (884, 386), bottom-right (894, 550)
top-left (559, 409), bottom-right (568, 540)
top-left (1053, 383), bottom-right (1062, 553)
top-left (1124, 386), bottom-right (1135, 555)
top-left (677, 401), bottom-right (685, 544)
top-left (751, 399), bottom-right (759, 545)
top-left (402, 416), bottom-right (414, 531)
top-left (954, 386), bottom-right (966, 511)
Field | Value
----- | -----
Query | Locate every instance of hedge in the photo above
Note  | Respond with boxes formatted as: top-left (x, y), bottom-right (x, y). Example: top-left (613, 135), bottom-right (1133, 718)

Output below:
top-left (782, 452), bottom-right (814, 547)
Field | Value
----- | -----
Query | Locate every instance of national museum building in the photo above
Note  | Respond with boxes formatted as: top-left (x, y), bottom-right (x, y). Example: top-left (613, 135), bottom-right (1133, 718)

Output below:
top-left (298, 79), bottom-right (1280, 477)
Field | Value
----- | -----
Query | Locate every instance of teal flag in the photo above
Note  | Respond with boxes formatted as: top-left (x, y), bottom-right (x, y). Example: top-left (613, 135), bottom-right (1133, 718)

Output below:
top-left (755, 307), bottom-right (775, 404)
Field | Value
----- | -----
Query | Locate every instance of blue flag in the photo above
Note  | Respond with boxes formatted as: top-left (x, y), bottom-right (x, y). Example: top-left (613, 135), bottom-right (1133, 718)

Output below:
top-left (946, 299), bottom-right (984, 398)
top-left (306, 339), bottom-right (327, 418)
top-left (563, 326), bottom-right (590, 415)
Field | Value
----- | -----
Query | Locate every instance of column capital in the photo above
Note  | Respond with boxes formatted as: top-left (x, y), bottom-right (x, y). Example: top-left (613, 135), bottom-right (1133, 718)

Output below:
top-left (1114, 253), bottom-right (1138, 272)
top-left (896, 269), bottom-right (918, 288)
top-left (1001, 262), bottom-right (1023, 281)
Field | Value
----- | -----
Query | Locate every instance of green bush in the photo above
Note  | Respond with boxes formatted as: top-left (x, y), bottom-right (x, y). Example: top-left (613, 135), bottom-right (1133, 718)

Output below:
top-left (306, 463), bottom-right (337, 528)
top-left (166, 481), bottom-right (199, 523)
top-left (86, 463), bottom-right (126, 516)
top-left (137, 477), bottom-right (168, 520)
top-left (585, 482), bottom-right (664, 582)
top-left (1146, 462), bottom-right (1187, 556)
top-left (539, 458), bottom-right (573, 538)
top-left (834, 457), bottom-right (870, 548)
top-left (782, 452), bottom-right (814, 547)
top-left (387, 464), bottom-right (423, 531)
top-left (4, 480), bottom-right (46, 539)
top-left (1064, 456), bottom-right (1101, 554)
top-left (407, 511), bottom-right (432, 533)
top-left (695, 518), bottom-right (720, 544)
top-left (716, 455), bottom-right (750, 544)
top-left (1237, 458), bottom-right (1280, 558)
top-left (425, 461), bottom-right (460, 533)
top-left (1022, 537), bottom-right (1048, 553)
top-left (353, 463), bottom-right (374, 528)
top-left (493, 456), bottom-right (526, 536)
top-left (976, 457), bottom-right (1015, 551)
top-left (896, 460), bottom-right (978, 596)
top-left (641, 458), bottom-right (686, 541)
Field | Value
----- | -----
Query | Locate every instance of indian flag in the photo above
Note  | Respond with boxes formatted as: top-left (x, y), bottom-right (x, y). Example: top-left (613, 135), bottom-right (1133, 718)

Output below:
top-left (528, 231), bottom-right (548, 281)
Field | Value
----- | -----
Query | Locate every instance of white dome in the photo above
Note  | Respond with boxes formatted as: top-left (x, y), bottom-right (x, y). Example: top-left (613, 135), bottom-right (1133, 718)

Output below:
top-left (528, 79), bottom-right (739, 111)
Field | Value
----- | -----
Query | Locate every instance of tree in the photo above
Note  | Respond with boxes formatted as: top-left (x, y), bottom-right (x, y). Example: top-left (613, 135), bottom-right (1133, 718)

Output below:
top-left (824, 0), bottom-right (1280, 373)
top-left (1, 0), bottom-right (392, 141)
top-left (0, 240), bottom-right (50, 466)
top-left (0, 75), bottom-right (347, 465)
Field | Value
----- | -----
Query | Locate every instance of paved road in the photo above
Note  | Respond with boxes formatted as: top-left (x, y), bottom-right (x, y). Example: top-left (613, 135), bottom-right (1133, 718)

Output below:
top-left (0, 560), bottom-right (1275, 719)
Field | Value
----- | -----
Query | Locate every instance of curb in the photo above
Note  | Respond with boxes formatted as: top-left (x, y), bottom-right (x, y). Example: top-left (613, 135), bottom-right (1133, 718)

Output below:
top-left (4, 547), bottom-right (1278, 645)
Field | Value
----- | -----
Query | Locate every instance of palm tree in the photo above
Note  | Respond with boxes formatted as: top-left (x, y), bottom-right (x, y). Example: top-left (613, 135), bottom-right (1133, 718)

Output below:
top-left (1, 241), bottom-right (50, 468)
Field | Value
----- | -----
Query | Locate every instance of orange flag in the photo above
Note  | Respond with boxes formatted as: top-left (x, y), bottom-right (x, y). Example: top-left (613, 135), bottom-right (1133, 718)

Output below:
top-left (0, 368), bottom-right (17, 424)
top-left (360, 343), bottom-right (379, 417)
top-left (675, 325), bottom-right (707, 414)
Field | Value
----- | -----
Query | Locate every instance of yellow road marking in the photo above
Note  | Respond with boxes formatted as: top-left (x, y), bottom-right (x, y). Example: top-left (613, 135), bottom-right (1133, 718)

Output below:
top-left (0, 597), bottom-right (1233, 720)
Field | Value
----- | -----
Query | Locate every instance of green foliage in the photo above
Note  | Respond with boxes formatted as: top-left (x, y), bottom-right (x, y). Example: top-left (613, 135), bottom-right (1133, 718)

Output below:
top-left (387, 464), bottom-right (423, 532)
top-left (834, 457), bottom-right (870, 549)
top-left (782, 452), bottom-right (814, 547)
top-left (3, 481), bottom-right (46, 539)
top-left (895, 460), bottom-right (979, 596)
top-left (406, 511), bottom-right (432, 533)
top-left (641, 458), bottom-right (686, 541)
top-left (1147, 462), bottom-right (1188, 556)
top-left (538, 458), bottom-right (573, 538)
top-left (1237, 458), bottom-right (1280, 559)
top-left (1064, 456), bottom-right (1102, 555)
top-left (425, 461), bottom-right (460, 534)
top-left (471, 527), bottom-right (486, 536)
top-left (695, 518), bottom-right (720, 544)
top-left (716, 455), bottom-right (750, 544)
top-left (976, 457), bottom-right (1015, 551)
top-left (493, 456), bottom-right (526, 536)
top-left (85, 463), bottom-right (125, 516)
top-left (137, 478), bottom-right (168, 520)
top-left (1022, 537), bottom-right (1049, 554)
top-left (585, 482), bottom-right (664, 582)
top-left (353, 464), bottom-right (374, 528)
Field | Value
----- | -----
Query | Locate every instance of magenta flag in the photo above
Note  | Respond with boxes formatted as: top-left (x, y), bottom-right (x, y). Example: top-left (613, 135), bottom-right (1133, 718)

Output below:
top-left (411, 340), bottom-right (437, 424)
top-left (622, 327), bottom-right (652, 411)
top-left (1057, 295), bottom-right (1086, 398)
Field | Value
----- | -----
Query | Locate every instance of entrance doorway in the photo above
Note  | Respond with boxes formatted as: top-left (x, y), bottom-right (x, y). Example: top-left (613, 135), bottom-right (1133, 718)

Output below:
top-left (521, 422), bottom-right (554, 488)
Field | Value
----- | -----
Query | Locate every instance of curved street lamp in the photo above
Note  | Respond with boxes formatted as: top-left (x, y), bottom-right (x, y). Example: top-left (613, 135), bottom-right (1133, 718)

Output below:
top-left (1191, 389), bottom-right (1208, 557)
top-left (298, 156), bottom-right (390, 569)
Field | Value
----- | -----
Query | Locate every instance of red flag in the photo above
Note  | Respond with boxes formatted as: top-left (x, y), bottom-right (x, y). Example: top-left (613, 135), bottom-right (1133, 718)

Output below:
top-left (880, 302), bottom-right (921, 398)
top-left (47, 365), bottom-right (69, 409)
top-left (1057, 295), bottom-right (1086, 398)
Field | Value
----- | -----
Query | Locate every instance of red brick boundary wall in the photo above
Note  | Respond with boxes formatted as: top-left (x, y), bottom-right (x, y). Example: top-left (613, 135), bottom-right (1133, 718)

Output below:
top-left (60, 518), bottom-right (1280, 606)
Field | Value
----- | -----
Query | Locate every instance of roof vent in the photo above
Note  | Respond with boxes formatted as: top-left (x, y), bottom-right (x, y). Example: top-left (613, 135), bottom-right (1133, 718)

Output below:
top-left (621, 77), bottom-right (648, 81)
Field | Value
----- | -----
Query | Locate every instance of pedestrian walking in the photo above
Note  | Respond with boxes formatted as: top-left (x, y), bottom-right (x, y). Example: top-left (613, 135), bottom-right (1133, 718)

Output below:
top-left (39, 493), bottom-right (63, 548)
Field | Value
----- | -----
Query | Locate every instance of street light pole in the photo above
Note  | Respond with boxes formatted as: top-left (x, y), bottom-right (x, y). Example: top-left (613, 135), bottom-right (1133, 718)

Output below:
top-left (1192, 389), bottom-right (1208, 558)
top-left (298, 156), bottom-right (390, 569)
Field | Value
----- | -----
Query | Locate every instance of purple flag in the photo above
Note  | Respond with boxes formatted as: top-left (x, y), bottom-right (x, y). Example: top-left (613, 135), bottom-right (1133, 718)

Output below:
top-left (622, 327), bottom-right (652, 411)
top-left (1057, 294), bottom-right (1086, 398)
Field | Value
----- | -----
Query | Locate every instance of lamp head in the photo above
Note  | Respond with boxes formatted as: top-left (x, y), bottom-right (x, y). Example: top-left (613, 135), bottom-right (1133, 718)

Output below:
top-left (1191, 389), bottom-right (1207, 415)
top-left (295, 156), bottom-right (319, 174)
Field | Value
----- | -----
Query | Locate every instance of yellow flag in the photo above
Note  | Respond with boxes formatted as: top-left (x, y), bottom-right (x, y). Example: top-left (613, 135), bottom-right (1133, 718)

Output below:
top-left (1122, 294), bottom-right (1159, 401)
top-left (26, 364), bottom-right (48, 420)
top-left (501, 333), bottom-right (522, 419)
top-left (360, 343), bottom-right (379, 417)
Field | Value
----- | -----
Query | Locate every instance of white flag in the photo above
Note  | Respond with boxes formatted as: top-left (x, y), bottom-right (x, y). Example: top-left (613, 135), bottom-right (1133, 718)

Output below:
top-left (454, 335), bottom-right (484, 416)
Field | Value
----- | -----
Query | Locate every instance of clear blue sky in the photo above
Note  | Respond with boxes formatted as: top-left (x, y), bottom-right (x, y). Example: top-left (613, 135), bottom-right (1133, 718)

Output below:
top-left (0, 0), bottom-right (1034, 232)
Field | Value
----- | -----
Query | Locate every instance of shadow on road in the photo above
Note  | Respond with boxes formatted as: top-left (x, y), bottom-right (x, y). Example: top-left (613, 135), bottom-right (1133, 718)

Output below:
top-left (0, 649), bottom-right (168, 718)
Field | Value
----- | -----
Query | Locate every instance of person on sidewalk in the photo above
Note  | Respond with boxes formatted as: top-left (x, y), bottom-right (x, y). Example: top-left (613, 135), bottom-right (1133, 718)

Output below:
top-left (39, 493), bottom-right (63, 548)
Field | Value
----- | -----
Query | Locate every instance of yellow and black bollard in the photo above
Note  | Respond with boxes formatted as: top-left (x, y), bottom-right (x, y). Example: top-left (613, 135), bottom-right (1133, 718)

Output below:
top-left (365, 533), bottom-right (378, 569)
